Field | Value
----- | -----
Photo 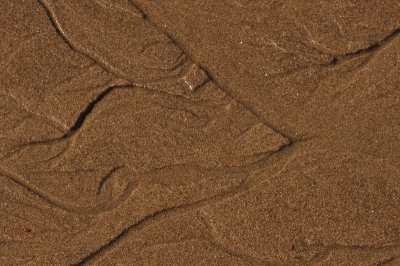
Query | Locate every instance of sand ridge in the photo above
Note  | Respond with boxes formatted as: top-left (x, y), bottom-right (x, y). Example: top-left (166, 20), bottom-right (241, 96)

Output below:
top-left (1, 0), bottom-right (399, 265)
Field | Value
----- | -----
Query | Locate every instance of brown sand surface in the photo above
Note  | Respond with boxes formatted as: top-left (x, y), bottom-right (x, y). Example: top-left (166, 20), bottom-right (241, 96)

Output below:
top-left (1, 0), bottom-right (399, 265)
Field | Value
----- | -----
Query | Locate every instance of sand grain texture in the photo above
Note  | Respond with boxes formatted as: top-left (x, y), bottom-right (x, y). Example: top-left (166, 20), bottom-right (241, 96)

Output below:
top-left (1, 0), bottom-right (399, 265)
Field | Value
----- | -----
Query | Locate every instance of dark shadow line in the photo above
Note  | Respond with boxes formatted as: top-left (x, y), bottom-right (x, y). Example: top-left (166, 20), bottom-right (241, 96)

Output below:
top-left (337, 28), bottom-right (400, 60)
top-left (64, 86), bottom-right (115, 136)
top-left (72, 179), bottom-right (246, 266)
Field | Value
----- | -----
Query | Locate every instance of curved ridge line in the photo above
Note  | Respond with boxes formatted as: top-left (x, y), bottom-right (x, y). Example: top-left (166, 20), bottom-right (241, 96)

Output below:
top-left (36, 0), bottom-right (188, 86)
top-left (0, 164), bottom-right (136, 214)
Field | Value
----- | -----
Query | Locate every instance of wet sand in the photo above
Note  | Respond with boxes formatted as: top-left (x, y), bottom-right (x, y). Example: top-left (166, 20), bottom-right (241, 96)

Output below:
top-left (1, 0), bottom-right (399, 265)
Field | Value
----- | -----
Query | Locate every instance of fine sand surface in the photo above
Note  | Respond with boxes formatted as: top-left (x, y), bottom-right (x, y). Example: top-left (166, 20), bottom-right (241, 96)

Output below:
top-left (1, 1), bottom-right (400, 265)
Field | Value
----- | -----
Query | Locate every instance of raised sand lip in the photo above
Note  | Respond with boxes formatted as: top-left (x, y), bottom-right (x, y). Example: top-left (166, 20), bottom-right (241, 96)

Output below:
top-left (1, 0), bottom-right (400, 265)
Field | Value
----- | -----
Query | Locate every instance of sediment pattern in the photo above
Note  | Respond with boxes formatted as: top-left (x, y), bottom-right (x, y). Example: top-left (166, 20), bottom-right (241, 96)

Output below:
top-left (1, 0), bottom-right (399, 265)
